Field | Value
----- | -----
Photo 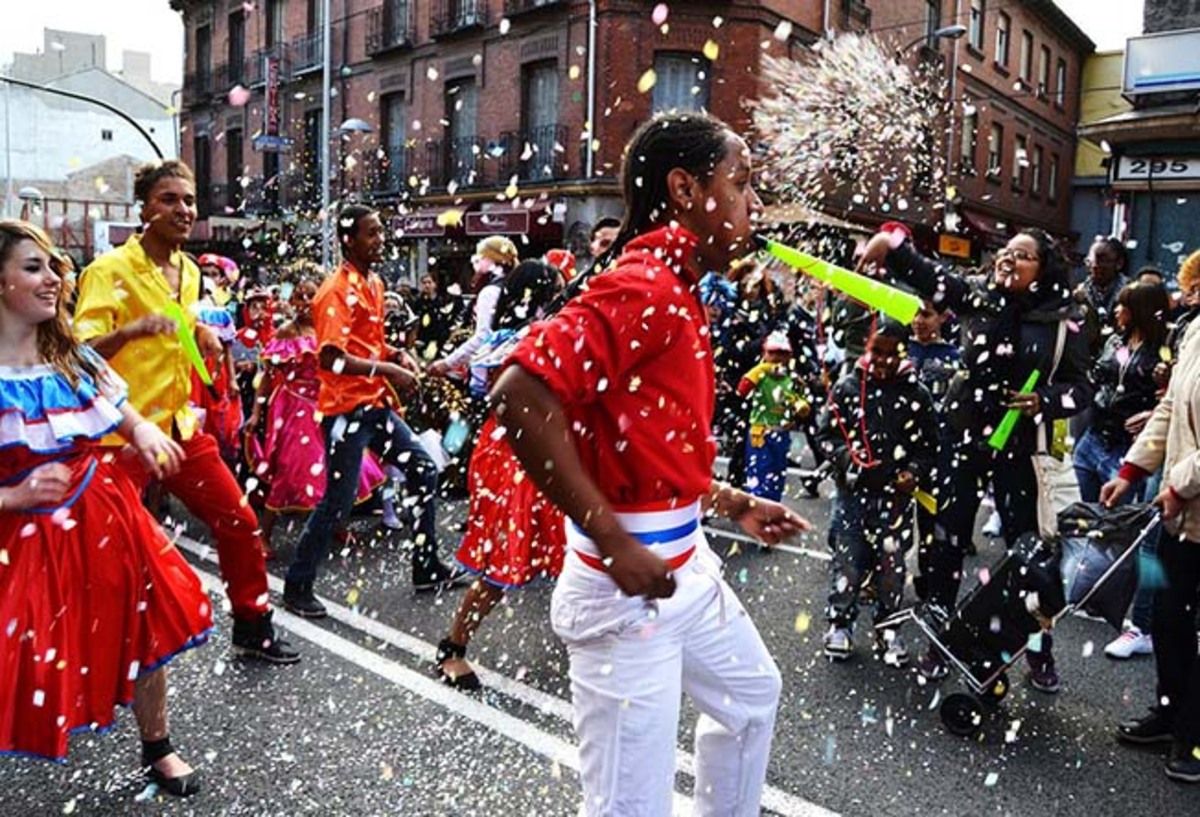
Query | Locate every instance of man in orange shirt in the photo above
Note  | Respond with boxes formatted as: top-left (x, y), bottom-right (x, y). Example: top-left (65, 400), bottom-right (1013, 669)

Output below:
top-left (75, 159), bottom-right (298, 664)
top-left (283, 204), bottom-right (463, 617)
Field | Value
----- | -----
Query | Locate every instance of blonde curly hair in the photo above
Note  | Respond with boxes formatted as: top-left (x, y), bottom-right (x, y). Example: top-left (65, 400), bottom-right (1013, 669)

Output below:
top-left (1179, 249), bottom-right (1200, 294)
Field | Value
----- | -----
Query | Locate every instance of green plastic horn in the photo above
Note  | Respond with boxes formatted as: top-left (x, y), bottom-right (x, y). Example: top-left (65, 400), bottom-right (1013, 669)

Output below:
top-left (162, 301), bottom-right (218, 398)
top-left (754, 235), bottom-right (922, 324)
top-left (987, 369), bottom-right (1041, 451)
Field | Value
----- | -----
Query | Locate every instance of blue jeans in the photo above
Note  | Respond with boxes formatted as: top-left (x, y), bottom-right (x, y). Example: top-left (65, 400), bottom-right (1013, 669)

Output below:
top-left (286, 405), bottom-right (441, 585)
top-left (827, 489), bottom-right (911, 627)
top-left (745, 428), bottom-right (790, 502)
top-left (1073, 428), bottom-right (1132, 504)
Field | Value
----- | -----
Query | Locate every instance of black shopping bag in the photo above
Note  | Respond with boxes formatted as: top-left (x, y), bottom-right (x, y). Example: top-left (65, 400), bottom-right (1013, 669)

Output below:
top-left (1057, 502), bottom-right (1158, 630)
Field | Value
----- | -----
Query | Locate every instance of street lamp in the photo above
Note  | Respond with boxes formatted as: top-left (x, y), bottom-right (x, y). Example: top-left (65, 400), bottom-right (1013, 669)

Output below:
top-left (900, 24), bottom-right (968, 56)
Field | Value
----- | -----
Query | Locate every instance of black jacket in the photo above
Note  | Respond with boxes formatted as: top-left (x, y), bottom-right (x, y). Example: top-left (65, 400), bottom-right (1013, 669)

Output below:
top-left (1090, 334), bottom-right (1161, 445)
top-left (884, 243), bottom-right (1094, 456)
top-left (816, 361), bottom-right (940, 495)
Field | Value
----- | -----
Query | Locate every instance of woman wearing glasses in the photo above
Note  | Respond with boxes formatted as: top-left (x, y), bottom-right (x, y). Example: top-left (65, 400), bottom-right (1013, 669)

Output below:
top-left (858, 225), bottom-right (1094, 692)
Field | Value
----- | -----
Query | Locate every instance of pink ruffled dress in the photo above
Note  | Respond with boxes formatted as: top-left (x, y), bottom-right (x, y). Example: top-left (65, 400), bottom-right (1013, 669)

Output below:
top-left (252, 335), bottom-right (385, 511)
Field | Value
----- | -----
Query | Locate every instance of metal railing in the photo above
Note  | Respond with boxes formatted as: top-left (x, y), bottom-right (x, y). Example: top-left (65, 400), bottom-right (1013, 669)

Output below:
top-left (432, 0), bottom-right (488, 37)
top-left (499, 124), bottom-right (567, 181)
top-left (503, 0), bottom-right (563, 15)
top-left (292, 31), bottom-right (323, 74)
top-left (366, 0), bottom-right (415, 54)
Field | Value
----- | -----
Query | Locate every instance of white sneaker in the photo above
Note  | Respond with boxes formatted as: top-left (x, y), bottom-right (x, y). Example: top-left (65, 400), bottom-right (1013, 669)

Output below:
top-left (982, 510), bottom-right (1003, 538)
top-left (1104, 628), bottom-right (1153, 659)
top-left (876, 630), bottom-right (909, 668)
top-left (824, 625), bottom-right (853, 661)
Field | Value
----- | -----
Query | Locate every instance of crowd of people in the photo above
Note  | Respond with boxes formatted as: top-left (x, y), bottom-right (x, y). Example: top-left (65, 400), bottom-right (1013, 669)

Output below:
top-left (2, 109), bottom-right (1199, 811)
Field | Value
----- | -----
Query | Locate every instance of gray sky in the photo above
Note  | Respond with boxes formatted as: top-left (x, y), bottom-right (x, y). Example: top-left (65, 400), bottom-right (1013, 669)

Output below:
top-left (0, 0), bottom-right (1146, 86)
top-left (1, 1), bottom-right (185, 83)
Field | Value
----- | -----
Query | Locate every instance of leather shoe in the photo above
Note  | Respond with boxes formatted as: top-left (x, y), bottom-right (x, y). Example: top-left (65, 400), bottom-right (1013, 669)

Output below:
top-left (283, 581), bottom-right (328, 619)
top-left (147, 764), bottom-right (202, 797)
top-left (232, 610), bottom-right (302, 664)
top-left (1118, 709), bottom-right (1174, 745)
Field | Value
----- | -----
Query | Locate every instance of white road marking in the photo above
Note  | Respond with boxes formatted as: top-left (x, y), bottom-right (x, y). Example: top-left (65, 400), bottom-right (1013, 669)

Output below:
top-left (180, 538), bottom-right (838, 817)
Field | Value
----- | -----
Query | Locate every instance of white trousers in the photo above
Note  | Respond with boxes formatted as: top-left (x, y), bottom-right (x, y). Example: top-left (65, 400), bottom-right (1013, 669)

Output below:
top-left (552, 510), bottom-right (781, 817)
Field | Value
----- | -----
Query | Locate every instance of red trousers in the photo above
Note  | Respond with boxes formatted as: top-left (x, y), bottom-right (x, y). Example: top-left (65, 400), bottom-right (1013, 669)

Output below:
top-left (125, 430), bottom-right (269, 621)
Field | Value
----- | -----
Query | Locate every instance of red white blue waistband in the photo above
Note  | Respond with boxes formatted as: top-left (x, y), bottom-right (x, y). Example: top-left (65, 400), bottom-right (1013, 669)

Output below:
top-left (566, 501), bottom-right (702, 565)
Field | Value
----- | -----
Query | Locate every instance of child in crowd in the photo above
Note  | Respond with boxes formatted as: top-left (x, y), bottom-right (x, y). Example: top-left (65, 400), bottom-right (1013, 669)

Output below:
top-left (737, 330), bottom-right (811, 501)
top-left (908, 299), bottom-right (961, 406)
top-left (817, 320), bottom-right (939, 665)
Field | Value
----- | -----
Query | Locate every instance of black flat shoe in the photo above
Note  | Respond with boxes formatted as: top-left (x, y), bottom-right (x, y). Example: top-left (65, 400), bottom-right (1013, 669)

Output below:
top-left (147, 765), bottom-right (202, 797)
top-left (436, 638), bottom-right (482, 691)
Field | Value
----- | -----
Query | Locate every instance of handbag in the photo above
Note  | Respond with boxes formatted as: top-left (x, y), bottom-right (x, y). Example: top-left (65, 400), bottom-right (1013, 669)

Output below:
top-left (1031, 320), bottom-right (1081, 539)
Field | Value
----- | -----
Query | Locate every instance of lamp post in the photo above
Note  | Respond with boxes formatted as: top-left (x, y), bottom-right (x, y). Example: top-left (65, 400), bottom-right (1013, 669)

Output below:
top-left (899, 24), bottom-right (968, 56)
top-left (320, 0), bottom-right (333, 271)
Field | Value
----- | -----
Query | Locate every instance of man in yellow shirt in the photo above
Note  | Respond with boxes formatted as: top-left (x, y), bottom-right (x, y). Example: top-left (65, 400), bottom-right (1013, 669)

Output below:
top-left (74, 159), bottom-right (298, 665)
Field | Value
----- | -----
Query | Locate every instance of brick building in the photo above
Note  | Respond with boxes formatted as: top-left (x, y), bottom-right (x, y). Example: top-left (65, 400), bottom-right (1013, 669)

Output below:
top-left (170, 0), bottom-right (844, 282)
top-left (868, 0), bottom-right (1093, 262)
top-left (169, 1), bottom-right (1094, 280)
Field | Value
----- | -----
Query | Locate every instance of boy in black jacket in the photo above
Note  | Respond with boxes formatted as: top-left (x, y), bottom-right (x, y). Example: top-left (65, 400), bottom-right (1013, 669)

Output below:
top-left (817, 319), bottom-right (939, 665)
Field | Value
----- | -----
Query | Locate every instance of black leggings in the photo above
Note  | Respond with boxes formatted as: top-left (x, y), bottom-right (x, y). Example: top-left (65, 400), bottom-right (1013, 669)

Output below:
top-left (918, 440), bottom-right (1040, 609)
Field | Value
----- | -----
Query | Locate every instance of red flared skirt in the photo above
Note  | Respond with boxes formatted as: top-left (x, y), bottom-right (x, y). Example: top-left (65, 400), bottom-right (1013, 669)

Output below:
top-left (0, 450), bottom-right (213, 761)
top-left (454, 418), bottom-right (566, 589)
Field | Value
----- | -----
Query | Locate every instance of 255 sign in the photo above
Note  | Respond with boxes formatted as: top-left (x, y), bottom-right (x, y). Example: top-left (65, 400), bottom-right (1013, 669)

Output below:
top-left (1115, 156), bottom-right (1200, 181)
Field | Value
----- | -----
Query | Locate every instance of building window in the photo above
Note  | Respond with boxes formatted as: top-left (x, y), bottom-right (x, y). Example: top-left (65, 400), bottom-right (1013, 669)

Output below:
top-left (383, 93), bottom-right (407, 189)
top-left (1048, 153), bottom-right (1059, 203)
top-left (226, 128), bottom-right (243, 209)
top-left (995, 12), bottom-right (1010, 66)
top-left (968, 0), bottom-right (985, 50)
top-left (265, 0), bottom-right (285, 48)
top-left (263, 150), bottom-right (280, 212)
top-left (303, 109), bottom-right (323, 203)
top-left (1055, 59), bottom-right (1067, 106)
top-left (193, 135), bottom-right (211, 215)
top-left (521, 61), bottom-right (560, 180)
top-left (101, 129), bottom-right (113, 141)
top-left (987, 123), bottom-right (1003, 177)
top-left (925, 0), bottom-right (942, 43)
top-left (447, 80), bottom-right (479, 186)
top-left (1038, 46), bottom-right (1051, 96)
top-left (1032, 145), bottom-right (1044, 195)
top-left (651, 52), bottom-right (711, 113)
top-left (307, 0), bottom-right (324, 33)
top-left (228, 11), bottom-right (245, 84)
top-left (959, 99), bottom-right (978, 173)
top-left (1013, 134), bottom-right (1027, 189)
top-left (196, 24), bottom-right (211, 79)
top-left (1020, 31), bottom-right (1033, 81)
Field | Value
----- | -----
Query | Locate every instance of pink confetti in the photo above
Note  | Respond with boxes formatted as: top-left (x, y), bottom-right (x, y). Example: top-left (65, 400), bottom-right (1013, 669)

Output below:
top-left (651, 3), bottom-right (669, 26)
top-left (228, 84), bottom-right (251, 106)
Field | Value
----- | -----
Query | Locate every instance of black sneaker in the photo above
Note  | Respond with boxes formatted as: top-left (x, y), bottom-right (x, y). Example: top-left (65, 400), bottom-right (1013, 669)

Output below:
top-left (414, 563), bottom-right (472, 592)
top-left (1166, 743), bottom-right (1200, 783)
top-left (283, 581), bottom-right (328, 619)
top-left (231, 611), bottom-right (301, 664)
top-left (1118, 709), bottom-right (1176, 745)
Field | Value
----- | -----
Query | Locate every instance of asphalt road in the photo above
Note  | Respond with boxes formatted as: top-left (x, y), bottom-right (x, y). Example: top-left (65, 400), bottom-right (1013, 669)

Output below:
top-left (2, 470), bottom-right (1198, 817)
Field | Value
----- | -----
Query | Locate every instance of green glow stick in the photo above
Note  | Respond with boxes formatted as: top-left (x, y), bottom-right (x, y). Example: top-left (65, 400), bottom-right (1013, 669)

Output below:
top-left (988, 369), bottom-right (1040, 451)
top-left (755, 236), bottom-right (922, 324)
top-left (162, 301), bottom-right (217, 395)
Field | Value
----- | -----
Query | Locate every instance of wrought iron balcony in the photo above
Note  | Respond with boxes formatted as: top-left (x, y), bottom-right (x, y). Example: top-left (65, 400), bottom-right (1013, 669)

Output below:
top-left (182, 68), bottom-right (213, 107)
top-left (292, 31), bottom-right (323, 75)
top-left (503, 0), bottom-right (563, 15)
top-left (367, 146), bottom-right (416, 196)
top-left (432, 0), bottom-right (488, 38)
top-left (248, 45), bottom-right (288, 87)
top-left (367, 0), bottom-right (415, 55)
top-left (498, 124), bottom-right (568, 181)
